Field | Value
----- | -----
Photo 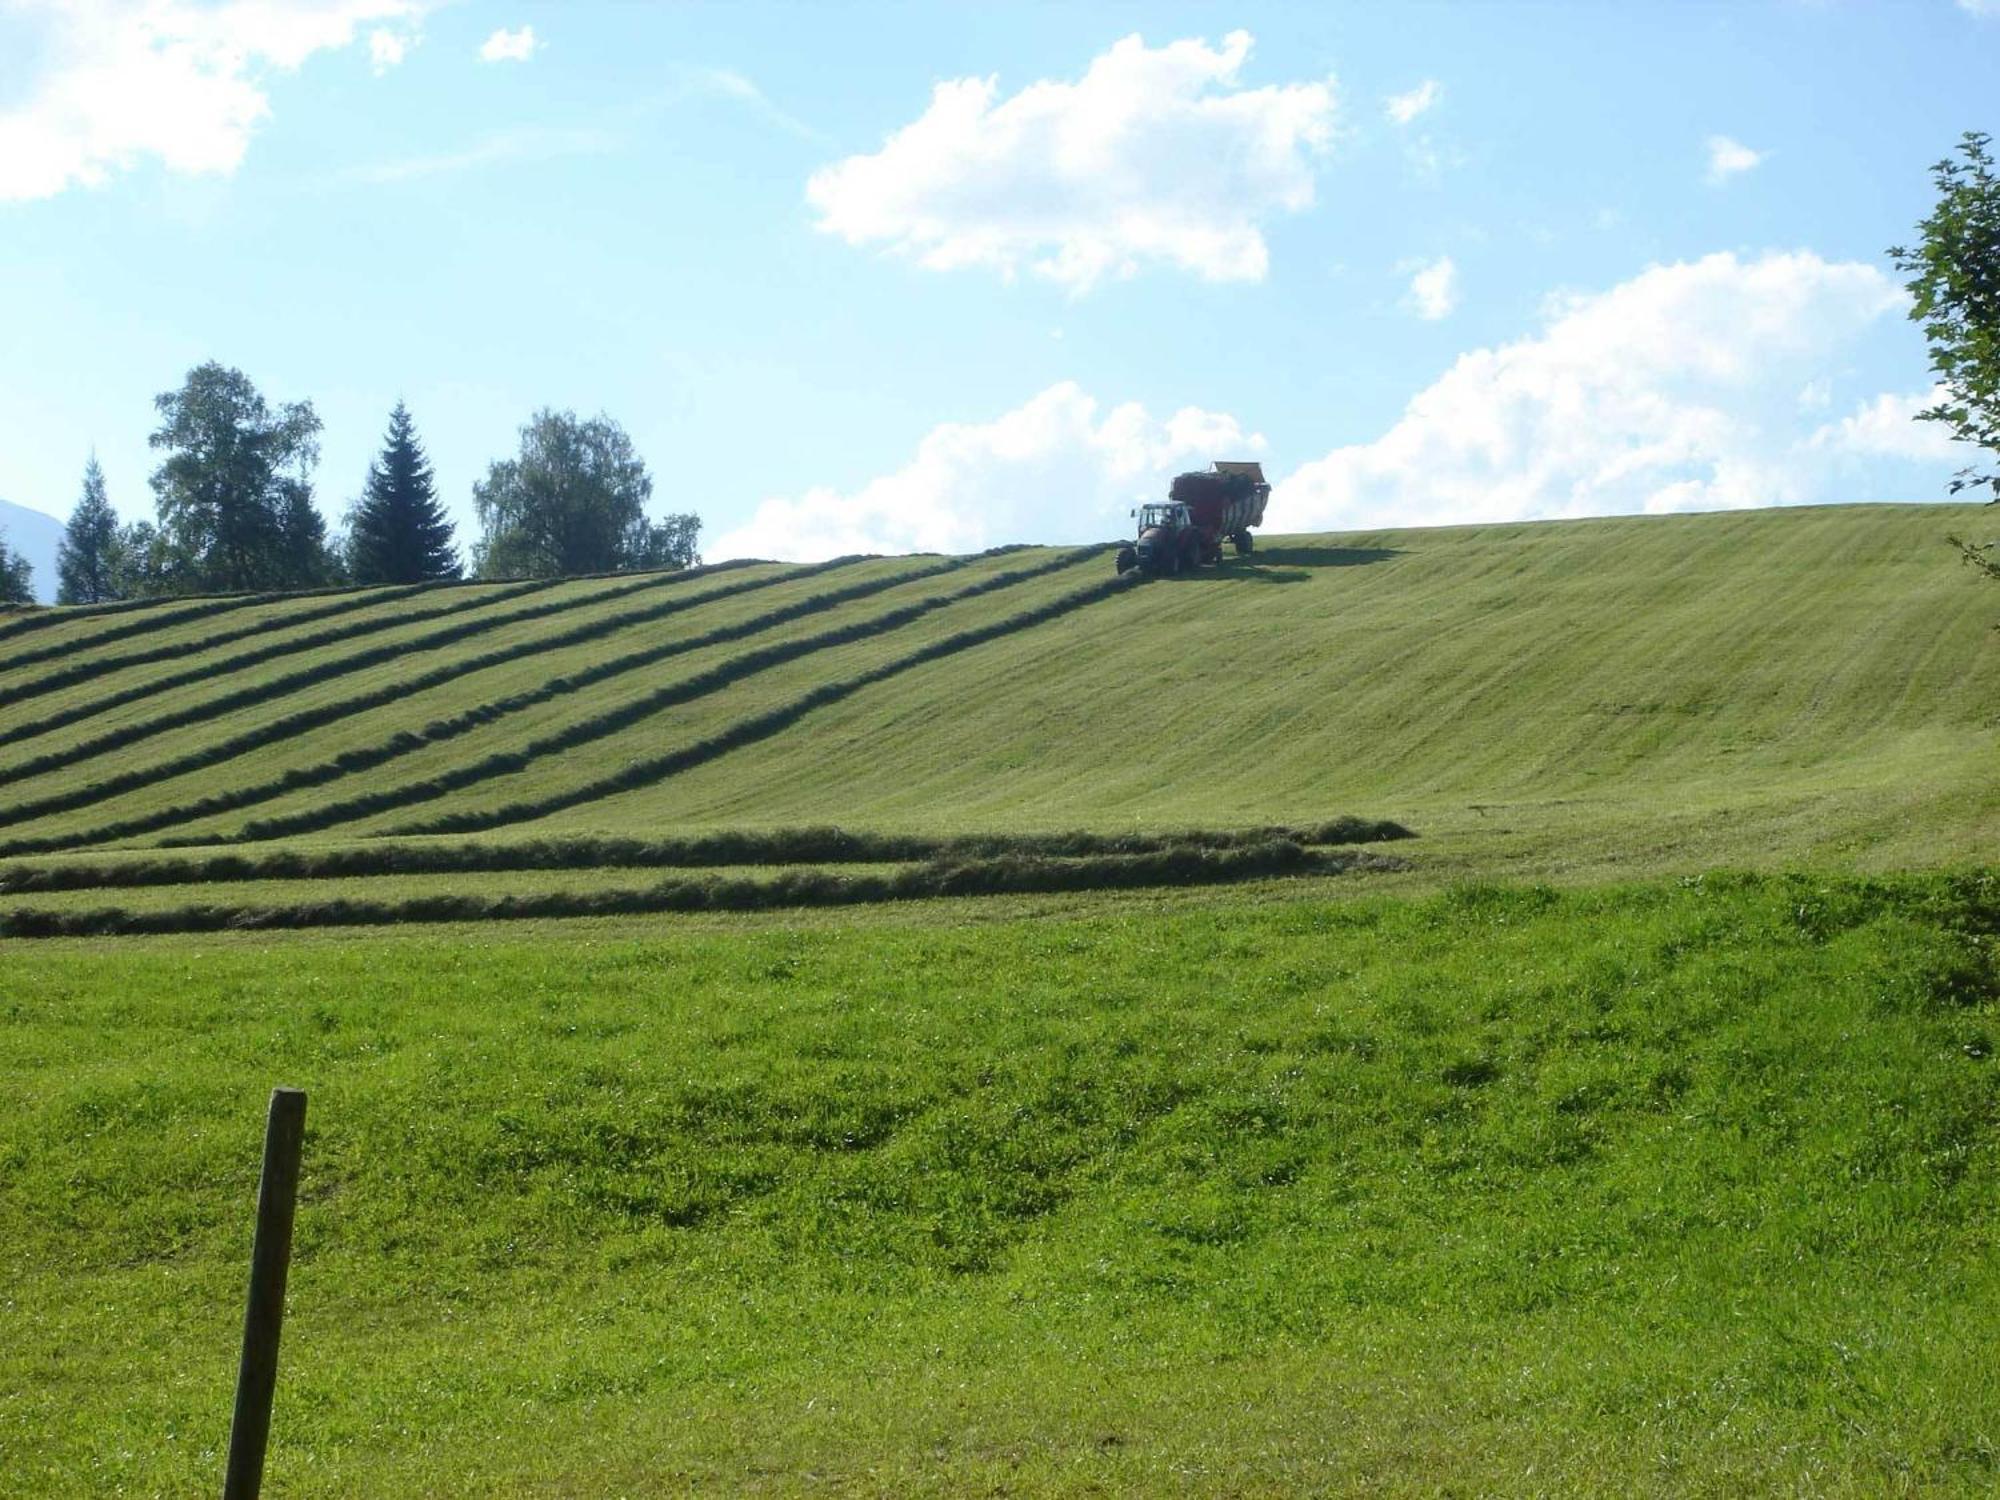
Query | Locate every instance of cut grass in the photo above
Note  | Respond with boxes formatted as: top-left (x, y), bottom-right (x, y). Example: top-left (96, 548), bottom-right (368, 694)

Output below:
top-left (0, 840), bottom-right (1399, 936)
top-left (2, 873), bottom-right (1995, 1494)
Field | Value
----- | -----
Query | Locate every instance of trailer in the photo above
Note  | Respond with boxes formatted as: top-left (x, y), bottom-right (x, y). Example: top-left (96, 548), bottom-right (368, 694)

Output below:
top-left (1116, 461), bottom-right (1270, 575)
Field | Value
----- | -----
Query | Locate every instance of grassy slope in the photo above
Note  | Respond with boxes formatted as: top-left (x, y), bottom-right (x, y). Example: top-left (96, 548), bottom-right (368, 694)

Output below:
top-left (2, 876), bottom-right (1995, 1496)
top-left (3, 504), bottom-right (1991, 889)
top-left (3, 505), bottom-right (1998, 1494)
top-left (556, 506), bottom-right (1997, 874)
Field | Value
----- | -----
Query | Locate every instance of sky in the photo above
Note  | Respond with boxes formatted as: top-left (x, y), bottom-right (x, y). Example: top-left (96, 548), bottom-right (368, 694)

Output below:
top-left (1, 0), bottom-right (1996, 592)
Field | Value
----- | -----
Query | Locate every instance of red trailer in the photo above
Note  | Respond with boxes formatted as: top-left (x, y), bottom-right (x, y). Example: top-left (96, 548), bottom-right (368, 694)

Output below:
top-left (1116, 461), bottom-right (1270, 575)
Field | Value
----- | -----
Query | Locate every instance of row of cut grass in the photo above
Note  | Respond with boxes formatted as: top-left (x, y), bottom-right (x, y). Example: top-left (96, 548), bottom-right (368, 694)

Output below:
top-left (0, 555), bottom-right (997, 855)
top-left (0, 575), bottom-right (564, 723)
top-left (0, 817), bottom-right (1411, 894)
top-left (219, 548), bottom-right (1113, 846)
top-left (0, 840), bottom-right (1396, 937)
top-left (0, 559), bottom-right (872, 837)
top-left (0, 558), bottom-right (797, 781)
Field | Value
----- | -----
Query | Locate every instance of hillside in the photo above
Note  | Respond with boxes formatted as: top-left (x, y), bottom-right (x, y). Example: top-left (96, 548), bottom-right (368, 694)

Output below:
top-left (0, 502), bottom-right (1994, 929)
top-left (5, 504), bottom-right (1998, 1496)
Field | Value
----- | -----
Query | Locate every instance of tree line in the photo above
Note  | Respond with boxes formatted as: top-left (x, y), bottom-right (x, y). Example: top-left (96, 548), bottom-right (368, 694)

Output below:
top-left (0, 362), bottom-right (699, 606)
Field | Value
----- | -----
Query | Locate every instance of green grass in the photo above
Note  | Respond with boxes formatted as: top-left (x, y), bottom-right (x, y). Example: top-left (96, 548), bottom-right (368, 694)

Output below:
top-left (3, 504), bottom-right (1996, 1492)
top-left (2, 874), bottom-right (1996, 1494)
top-left (2, 504), bottom-right (1992, 889)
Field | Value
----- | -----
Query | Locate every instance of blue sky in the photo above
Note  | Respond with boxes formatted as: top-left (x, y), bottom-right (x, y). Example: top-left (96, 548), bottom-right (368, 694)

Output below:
top-left (2, 0), bottom-right (1995, 589)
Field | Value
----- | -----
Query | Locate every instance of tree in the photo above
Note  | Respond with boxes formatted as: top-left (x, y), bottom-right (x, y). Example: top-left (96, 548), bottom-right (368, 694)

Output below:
top-left (346, 402), bottom-right (460, 584)
top-left (56, 456), bottom-right (125, 605)
top-left (472, 409), bottom-right (699, 578)
top-left (148, 362), bottom-right (329, 592)
top-left (0, 530), bottom-right (33, 605)
top-left (1890, 130), bottom-right (2000, 583)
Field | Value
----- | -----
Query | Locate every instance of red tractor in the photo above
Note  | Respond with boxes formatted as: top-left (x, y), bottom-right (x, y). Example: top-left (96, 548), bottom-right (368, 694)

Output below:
top-left (1116, 461), bottom-right (1270, 576)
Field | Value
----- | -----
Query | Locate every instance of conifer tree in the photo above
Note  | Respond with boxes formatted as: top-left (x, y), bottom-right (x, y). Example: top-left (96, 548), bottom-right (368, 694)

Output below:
top-left (0, 530), bottom-right (33, 606)
top-left (56, 456), bottom-right (125, 605)
top-left (347, 402), bottom-right (460, 583)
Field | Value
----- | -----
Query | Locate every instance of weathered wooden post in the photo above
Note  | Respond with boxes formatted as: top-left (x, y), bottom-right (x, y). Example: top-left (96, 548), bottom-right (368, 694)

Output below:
top-left (222, 1087), bottom-right (307, 1500)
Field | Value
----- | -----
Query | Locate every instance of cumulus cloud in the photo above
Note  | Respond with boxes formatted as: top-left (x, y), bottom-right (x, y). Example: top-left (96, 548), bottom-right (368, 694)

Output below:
top-left (710, 382), bottom-right (1261, 561)
top-left (1403, 255), bottom-right (1459, 320)
top-left (1809, 387), bottom-right (1962, 463)
top-left (1270, 250), bottom-right (1924, 533)
top-left (0, 0), bottom-right (425, 200)
top-left (479, 25), bottom-right (538, 63)
top-left (1385, 80), bottom-right (1440, 125)
top-left (1705, 134), bottom-right (1763, 183)
top-left (805, 30), bottom-right (1337, 293)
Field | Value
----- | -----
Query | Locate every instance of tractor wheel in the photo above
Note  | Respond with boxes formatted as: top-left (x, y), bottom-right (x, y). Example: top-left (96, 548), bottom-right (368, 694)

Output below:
top-left (1233, 529), bottom-right (1254, 556)
top-left (1115, 545), bottom-right (1137, 575)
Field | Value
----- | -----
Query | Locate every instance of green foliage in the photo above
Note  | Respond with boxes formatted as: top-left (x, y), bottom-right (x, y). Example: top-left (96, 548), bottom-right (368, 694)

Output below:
top-left (147, 362), bottom-right (338, 593)
top-left (2, 877), bottom-right (1997, 1492)
top-left (473, 409), bottom-right (699, 579)
top-left (0, 528), bottom-right (31, 606)
top-left (346, 402), bottom-right (461, 584)
top-left (54, 457), bottom-right (124, 605)
top-left (1891, 130), bottom-right (2000, 503)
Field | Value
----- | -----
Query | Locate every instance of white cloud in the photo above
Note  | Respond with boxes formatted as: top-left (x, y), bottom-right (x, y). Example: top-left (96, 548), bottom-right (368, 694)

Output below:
top-left (1705, 134), bottom-right (1763, 183)
top-left (1270, 250), bottom-right (1924, 533)
top-left (805, 30), bottom-right (1337, 293)
top-left (1385, 79), bottom-right (1440, 125)
top-left (1959, 0), bottom-right (1998, 15)
top-left (367, 27), bottom-right (411, 75)
top-left (1809, 387), bottom-right (1962, 462)
top-left (0, 0), bottom-right (425, 201)
top-left (479, 25), bottom-right (538, 63)
top-left (1403, 255), bottom-right (1459, 320)
top-left (709, 382), bottom-right (1261, 561)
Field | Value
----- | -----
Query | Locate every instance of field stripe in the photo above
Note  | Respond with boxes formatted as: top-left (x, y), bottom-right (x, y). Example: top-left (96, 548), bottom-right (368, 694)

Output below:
top-left (0, 556), bottom-right (902, 845)
top-left (0, 553), bottom-right (993, 854)
top-left (212, 548), bottom-right (1107, 845)
top-left (0, 576), bottom-right (560, 711)
top-left (0, 841), bottom-right (1401, 938)
top-left (0, 820), bottom-right (1414, 893)
top-left (0, 557), bottom-right (793, 785)
top-left (371, 564), bottom-right (1145, 840)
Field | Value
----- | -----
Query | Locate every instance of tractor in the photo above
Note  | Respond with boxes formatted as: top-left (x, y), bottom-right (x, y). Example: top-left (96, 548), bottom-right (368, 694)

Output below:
top-left (1115, 461), bottom-right (1269, 576)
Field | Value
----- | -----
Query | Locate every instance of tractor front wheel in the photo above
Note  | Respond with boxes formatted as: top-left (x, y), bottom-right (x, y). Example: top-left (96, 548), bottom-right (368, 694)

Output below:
top-left (1233, 529), bottom-right (1254, 556)
top-left (1115, 545), bottom-right (1137, 575)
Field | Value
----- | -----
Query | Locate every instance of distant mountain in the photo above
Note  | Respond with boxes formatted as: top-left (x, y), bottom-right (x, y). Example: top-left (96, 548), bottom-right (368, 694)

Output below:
top-left (0, 498), bottom-right (63, 604)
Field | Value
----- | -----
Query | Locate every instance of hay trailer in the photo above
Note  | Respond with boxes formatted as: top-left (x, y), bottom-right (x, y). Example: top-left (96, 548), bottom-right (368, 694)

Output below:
top-left (1116, 461), bottom-right (1271, 576)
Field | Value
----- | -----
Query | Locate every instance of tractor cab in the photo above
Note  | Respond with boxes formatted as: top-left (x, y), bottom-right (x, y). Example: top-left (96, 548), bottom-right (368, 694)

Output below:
top-left (1118, 501), bottom-right (1199, 575)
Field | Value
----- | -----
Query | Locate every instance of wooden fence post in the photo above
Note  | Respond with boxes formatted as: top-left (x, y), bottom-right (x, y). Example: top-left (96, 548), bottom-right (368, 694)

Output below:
top-left (222, 1087), bottom-right (307, 1500)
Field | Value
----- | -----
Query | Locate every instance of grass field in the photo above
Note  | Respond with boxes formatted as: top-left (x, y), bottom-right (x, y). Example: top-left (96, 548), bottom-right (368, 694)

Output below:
top-left (2, 502), bottom-right (1996, 1494)
top-left (3, 875), bottom-right (1997, 1494)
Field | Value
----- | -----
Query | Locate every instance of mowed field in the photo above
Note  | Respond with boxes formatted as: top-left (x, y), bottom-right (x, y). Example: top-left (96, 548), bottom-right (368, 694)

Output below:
top-left (2, 502), bottom-right (1997, 1495)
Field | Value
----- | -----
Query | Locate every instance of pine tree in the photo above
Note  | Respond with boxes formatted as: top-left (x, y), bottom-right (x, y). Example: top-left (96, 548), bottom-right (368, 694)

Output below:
top-left (347, 402), bottom-right (460, 584)
top-left (0, 530), bottom-right (33, 606)
top-left (56, 456), bottom-right (125, 605)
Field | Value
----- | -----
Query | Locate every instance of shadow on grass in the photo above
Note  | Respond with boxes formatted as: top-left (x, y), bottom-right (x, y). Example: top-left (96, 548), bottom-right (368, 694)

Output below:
top-left (1170, 545), bottom-right (1404, 584)
top-left (1250, 545), bottom-right (1404, 569)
